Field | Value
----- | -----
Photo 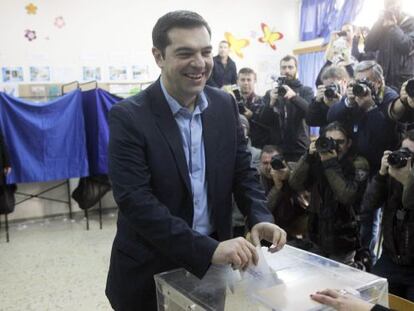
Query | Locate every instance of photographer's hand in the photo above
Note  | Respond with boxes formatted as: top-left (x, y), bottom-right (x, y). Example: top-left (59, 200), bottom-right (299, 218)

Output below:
top-left (379, 150), bottom-right (392, 176)
top-left (355, 86), bottom-right (375, 111)
top-left (389, 157), bottom-right (412, 186)
top-left (316, 85), bottom-right (325, 102)
top-left (283, 85), bottom-right (297, 100)
top-left (319, 150), bottom-right (337, 162)
top-left (269, 89), bottom-right (278, 107)
top-left (309, 141), bottom-right (317, 155)
top-left (400, 80), bottom-right (414, 109)
top-left (243, 107), bottom-right (253, 119)
top-left (383, 13), bottom-right (397, 27)
top-left (346, 85), bottom-right (356, 107)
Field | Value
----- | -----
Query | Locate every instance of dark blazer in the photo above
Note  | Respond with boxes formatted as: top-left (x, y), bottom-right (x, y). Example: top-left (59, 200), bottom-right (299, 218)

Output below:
top-left (105, 79), bottom-right (273, 310)
top-left (0, 132), bottom-right (10, 185)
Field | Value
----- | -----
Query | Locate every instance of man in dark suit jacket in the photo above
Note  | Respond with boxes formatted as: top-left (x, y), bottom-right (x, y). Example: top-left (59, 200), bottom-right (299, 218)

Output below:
top-left (105, 10), bottom-right (286, 311)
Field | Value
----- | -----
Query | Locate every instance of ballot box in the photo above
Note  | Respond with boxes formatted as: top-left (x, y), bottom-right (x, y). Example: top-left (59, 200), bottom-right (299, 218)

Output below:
top-left (154, 245), bottom-right (388, 311)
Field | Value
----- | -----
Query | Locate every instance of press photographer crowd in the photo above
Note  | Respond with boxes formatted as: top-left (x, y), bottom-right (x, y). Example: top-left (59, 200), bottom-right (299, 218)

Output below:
top-left (212, 0), bottom-right (414, 303)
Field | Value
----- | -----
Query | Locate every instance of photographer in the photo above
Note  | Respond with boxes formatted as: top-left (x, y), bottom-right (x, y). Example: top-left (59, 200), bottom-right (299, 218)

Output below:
top-left (259, 145), bottom-right (308, 240)
top-left (364, 0), bottom-right (414, 91)
top-left (388, 78), bottom-right (414, 126)
top-left (259, 55), bottom-right (314, 162)
top-left (289, 122), bottom-right (369, 265)
top-left (307, 66), bottom-right (349, 129)
top-left (327, 61), bottom-right (399, 261)
top-left (362, 130), bottom-right (414, 301)
top-left (236, 68), bottom-right (267, 148)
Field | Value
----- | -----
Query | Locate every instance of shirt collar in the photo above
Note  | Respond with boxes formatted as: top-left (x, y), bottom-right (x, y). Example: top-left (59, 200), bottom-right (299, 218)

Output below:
top-left (160, 78), bottom-right (208, 116)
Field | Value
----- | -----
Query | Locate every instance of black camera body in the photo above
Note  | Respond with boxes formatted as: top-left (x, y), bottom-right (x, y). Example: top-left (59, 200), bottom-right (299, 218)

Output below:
top-left (352, 79), bottom-right (375, 98)
top-left (231, 86), bottom-right (246, 114)
top-left (276, 76), bottom-right (288, 97)
top-left (337, 30), bottom-right (347, 37)
top-left (324, 83), bottom-right (340, 99)
top-left (405, 79), bottom-right (414, 98)
top-left (270, 154), bottom-right (286, 170)
top-left (315, 136), bottom-right (338, 153)
top-left (387, 148), bottom-right (412, 168)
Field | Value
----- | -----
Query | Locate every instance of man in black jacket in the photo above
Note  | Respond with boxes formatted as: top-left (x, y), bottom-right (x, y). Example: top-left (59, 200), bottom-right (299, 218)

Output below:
top-left (362, 130), bottom-right (414, 301)
top-left (207, 40), bottom-right (237, 89)
top-left (259, 55), bottom-right (314, 161)
top-left (364, 0), bottom-right (414, 91)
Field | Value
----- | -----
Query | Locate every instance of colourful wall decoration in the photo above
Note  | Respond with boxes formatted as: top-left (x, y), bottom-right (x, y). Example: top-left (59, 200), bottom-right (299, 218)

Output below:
top-left (25, 3), bottom-right (37, 15)
top-left (24, 29), bottom-right (37, 41)
top-left (224, 32), bottom-right (250, 59)
top-left (54, 16), bottom-right (65, 28)
top-left (258, 23), bottom-right (284, 50)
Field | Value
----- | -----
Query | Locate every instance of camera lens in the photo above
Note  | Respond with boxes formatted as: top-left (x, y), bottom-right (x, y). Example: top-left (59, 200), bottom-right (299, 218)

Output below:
top-left (405, 79), bottom-right (414, 98)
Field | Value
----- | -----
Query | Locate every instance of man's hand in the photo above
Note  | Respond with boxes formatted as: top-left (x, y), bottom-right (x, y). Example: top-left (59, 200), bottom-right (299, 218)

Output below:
top-left (4, 166), bottom-right (11, 175)
top-left (383, 12), bottom-right (397, 27)
top-left (309, 141), bottom-right (317, 155)
top-left (243, 107), bottom-right (253, 119)
top-left (379, 150), bottom-right (392, 176)
top-left (389, 157), bottom-right (412, 186)
top-left (269, 89), bottom-right (278, 107)
top-left (283, 85), bottom-right (297, 100)
top-left (346, 85), bottom-right (356, 107)
top-left (400, 80), bottom-right (414, 109)
top-left (250, 222), bottom-right (286, 253)
top-left (319, 150), bottom-right (337, 162)
top-left (316, 85), bottom-right (325, 102)
top-left (211, 237), bottom-right (258, 270)
top-left (354, 86), bottom-right (375, 111)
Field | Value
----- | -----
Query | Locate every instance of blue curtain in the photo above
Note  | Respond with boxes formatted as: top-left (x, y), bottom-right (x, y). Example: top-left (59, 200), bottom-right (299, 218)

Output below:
top-left (299, 50), bottom-right (326, 136)
top-left (0, 90), bottom-right (89, 184)
top-left (300, 0), bottom-right (365, 42)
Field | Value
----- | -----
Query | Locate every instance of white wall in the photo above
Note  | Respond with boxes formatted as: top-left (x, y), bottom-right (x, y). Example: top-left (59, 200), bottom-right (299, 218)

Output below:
top-left (0, 0), bottom-right (301, 94)
top-left (0, 0), bottom-right (301, 221)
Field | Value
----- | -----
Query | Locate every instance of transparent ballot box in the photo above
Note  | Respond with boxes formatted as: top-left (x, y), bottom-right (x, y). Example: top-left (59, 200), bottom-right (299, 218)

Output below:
top-left (154, 245), bottom-right (388, 311)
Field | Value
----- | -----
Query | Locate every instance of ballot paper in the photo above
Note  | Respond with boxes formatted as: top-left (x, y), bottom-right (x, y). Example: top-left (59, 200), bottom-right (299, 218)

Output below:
top-left (241, 246), bottom-right (273, 281)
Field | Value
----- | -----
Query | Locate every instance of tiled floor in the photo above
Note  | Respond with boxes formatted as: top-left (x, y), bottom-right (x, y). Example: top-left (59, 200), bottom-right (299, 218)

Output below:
top-left (0, 210), bottom-right (117, 311)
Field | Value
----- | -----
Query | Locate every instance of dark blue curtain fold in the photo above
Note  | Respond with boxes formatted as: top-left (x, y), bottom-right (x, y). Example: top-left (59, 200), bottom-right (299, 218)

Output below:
top-left (81, 89), bottom-right (122, 175)
top-left (0, 90), bottom-right (89, 184)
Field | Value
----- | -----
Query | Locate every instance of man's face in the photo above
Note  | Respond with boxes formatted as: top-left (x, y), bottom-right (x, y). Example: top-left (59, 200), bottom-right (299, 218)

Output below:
top-left (152, 26), bottom-right (213, 106)
top-left (218, 42), bottom-right (230, 58)
top-left (280, 59), bottom-right (297, 80)
top-left (325, 129), bottom-right (351, 160)
top-left (323, 77), bottom-right (347, 96)
top-left (260, 151), bottom-right (278, 178)
top-left (402, 138), bottom-right (414, 154)
top-left (237, 73), bottom-right (256, 97)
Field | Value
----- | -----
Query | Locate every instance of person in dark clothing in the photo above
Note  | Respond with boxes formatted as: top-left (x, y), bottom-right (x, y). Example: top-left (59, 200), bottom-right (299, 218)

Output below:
top-left (0, 132), bottom-right (11, 185)
top-left (259, 55), bottom-right (314, 161)
top-left (364, 0), bottom-right (414, 91)
top-left (351, 26), bottom-right (377, 62)
top-left (289, 122), bottom-right (369, 265)
top-left (327, 60), bottom-right (399, 263)
top-left (206, 40), bottom-right (237, 89)
top-left (236, 67), bottom-right (267, 148)
top-left (258, 145), bottom-right (308, 240)
top-left (388, 78), bottom-right (414, 128)
top-left (362, 130), bottom-right (414, 301)
top-left (307, 66), bottom-right (349, 129)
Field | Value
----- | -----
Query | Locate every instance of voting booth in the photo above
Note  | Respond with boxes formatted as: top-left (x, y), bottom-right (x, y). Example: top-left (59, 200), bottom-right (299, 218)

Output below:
top-left (154, 245), bottom-right (388, 311)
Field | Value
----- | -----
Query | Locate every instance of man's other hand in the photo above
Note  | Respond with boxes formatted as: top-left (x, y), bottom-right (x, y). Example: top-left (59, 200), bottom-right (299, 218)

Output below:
top-left (250, 222), bottom-right (286, 253)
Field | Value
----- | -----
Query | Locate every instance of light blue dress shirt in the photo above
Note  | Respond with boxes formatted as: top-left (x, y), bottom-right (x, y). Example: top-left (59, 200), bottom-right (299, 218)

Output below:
top-left (160, 80), bottom-right (214, 235)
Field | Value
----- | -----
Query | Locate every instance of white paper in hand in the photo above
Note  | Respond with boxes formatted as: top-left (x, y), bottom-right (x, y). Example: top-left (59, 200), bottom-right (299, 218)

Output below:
top-left (242, 246), bottom-right (272, 281)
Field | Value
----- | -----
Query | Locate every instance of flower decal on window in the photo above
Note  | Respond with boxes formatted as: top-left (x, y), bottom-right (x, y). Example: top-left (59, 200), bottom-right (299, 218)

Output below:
top-left (54, 16), bottom-right (65, 29)
top-left (24, 29), bottom-right (37, 41)
top-left (25, 3), bottom-right (38, 15)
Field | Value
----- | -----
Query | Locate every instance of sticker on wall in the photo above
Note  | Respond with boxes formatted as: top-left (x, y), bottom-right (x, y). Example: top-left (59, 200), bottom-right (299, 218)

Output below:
top-left (54, 16), bottom-right (66, 29)
top-left (224, 32), bottom-right (250, 59)
top-left (83, 67), bottom-right (101, 81)
top-left (30, 66), bottom-right (50, 82)
top-left (109, 66), bottom-right (127, 81)
top-left (2, 67), bottom-right (24, 82)
top-left (25, 3), bottom-right (38, 15)
top-left (24, 29), bottom-right (37, 41)
top-left (258, 23), bottom-right (284, 50)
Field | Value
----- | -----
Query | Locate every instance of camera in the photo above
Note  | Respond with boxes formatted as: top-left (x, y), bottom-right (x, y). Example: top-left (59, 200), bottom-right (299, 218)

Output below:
top-left (231, 86), bottom-right (246, 114)
top-left (276, 76), bottom-right (288, 97)
top-left (315, 136), bottom-right (338, 153)
top-left (352, 79), bottom-right (375, 97)
top-left (405, 79), bottom-right (414, 98)
top-left (387, 148), bottom-right (412, 168)
top-left (270, 154), bottom-right (286, 170)
top-left (337, 30), bottom-right (347, 37)
top-left (324, 83), bottom-right (340, 99)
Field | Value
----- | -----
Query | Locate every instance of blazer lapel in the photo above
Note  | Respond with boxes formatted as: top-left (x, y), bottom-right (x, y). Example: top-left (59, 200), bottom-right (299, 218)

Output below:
top-left (147, 80), bottom-right (192, 194)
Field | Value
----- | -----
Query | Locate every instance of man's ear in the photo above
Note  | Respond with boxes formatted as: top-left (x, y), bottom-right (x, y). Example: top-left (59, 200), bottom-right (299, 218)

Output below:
top-left (152, 47), bottom-right (164, 68)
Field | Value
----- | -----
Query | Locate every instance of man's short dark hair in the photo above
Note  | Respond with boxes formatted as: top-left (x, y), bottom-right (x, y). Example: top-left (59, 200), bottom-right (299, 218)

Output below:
top-left (219, 40), bottom-right (230, 46)
top-left (261, 145), bottom-right (282, 158)
top-left (280, 55), bottom-right (298, 68)
top-left (238, 67), bottom-right (256, 79)
top-left (152, 10), bottom-right (211, 56)
top-left (321, 66), bottom-right (348, 81)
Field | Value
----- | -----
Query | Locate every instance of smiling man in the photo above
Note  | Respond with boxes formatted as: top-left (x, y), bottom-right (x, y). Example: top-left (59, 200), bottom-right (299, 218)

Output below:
top-left (105, 10), bottom-right (286, 310)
